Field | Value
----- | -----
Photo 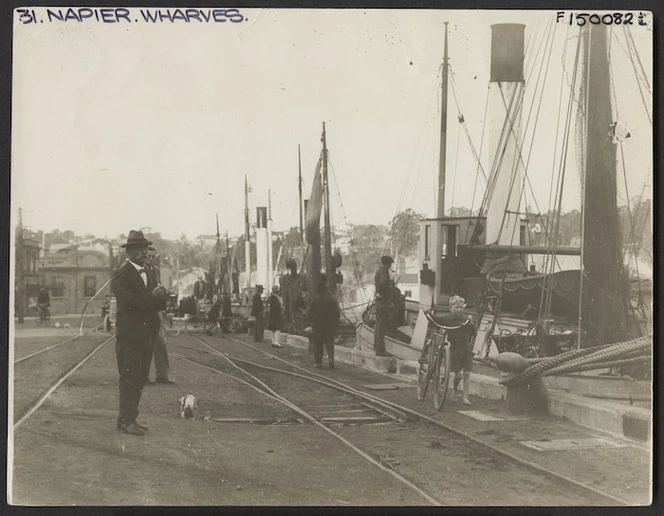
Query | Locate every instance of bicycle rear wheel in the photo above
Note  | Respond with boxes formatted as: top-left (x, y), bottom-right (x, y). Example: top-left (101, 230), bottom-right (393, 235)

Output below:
top-left (433, 345), bottom-right (451, 411)
top-left (416, 340), bottom-right (435, 401)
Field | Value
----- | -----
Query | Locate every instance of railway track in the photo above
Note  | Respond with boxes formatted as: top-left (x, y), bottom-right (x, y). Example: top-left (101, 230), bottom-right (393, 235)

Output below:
top-left (12, 325), bottom-right (635, 505)
top-left (13, 334), bottom-right (114, 429)
top-left (176, 332), bottom-right (631, 506)
top-left (14, 326), bottom-right (101, 364)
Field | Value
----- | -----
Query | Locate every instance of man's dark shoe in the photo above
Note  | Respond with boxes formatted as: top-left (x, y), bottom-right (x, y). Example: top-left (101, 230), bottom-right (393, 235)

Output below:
top-left (313, 363), bottom-right (321, 369)
top-left (120, 422), bottom-right (146, 436)
top-left (375, 351), bottom-right (391, 357)
top-left (328, 362), bottom-right (335, 370)
top-left (135, 421), bottom-right (149, 431)
top-left (156, 378), bottom-right (176, 385)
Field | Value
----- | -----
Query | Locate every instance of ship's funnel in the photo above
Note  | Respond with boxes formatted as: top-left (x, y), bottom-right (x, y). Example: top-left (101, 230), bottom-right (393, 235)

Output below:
top-left (486, 23), bottom-right (526, 247)
top-left (490, 24), bottom-right (525, 82)
top-left (256, 206), bottom-right (269, 289)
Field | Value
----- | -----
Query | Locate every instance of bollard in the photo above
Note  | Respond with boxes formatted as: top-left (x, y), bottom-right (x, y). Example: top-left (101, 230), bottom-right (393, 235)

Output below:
top-left (504, 378), bottom-right (548, 415)
top-left (495, 352), bottom-right (548, 415)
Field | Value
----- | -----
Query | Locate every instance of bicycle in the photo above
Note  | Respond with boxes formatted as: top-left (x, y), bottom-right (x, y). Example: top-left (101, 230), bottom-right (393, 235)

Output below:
top-left (36, 304), bottom-right (50, 326)
top-left (416, 311), bottom-right (454, 411)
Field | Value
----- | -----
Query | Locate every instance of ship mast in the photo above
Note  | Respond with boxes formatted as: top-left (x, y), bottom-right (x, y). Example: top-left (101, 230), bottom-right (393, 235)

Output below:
top-left (298, 144), bottom-right (304, 259)
top-left (244, 174), bottom-right (251, 286)
top-left (215, 213), bottom-right (223, 292)
top-left (437, 21), bottom-right (450, 219)
top-left (321, 122), bottom-right (335, 293)
top-left (432, 22), bottom-right (450, 295)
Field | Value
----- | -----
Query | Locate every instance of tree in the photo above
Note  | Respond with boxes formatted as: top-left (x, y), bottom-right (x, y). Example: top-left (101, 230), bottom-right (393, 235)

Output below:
top-left (348, 224), bottom-right (389, 281)
top-left (389, 209), bottom-right (423, 258)
top-left (448, 206), bottom-right (473, 218)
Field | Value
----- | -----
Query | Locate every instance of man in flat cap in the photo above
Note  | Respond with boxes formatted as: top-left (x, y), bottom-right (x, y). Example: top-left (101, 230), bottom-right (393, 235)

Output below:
top-left (373, 255), bottom-right (394, 357)
top-left (111, 230), bottom-right (169, 435)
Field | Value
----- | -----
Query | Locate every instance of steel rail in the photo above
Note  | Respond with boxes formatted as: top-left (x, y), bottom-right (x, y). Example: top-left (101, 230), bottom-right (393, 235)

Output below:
top-left (175, 341), bottom-right (409, 426)
top-left (184, 337), bottom-right (412, 423)
top-left (200, 332), bottom-right (631, 506)
top-left (14, 327), bottom-right (101, 365)
top-left (14, 335), bottom-right (114, 430)
top-left (170, 346), bottom-right (442, 506)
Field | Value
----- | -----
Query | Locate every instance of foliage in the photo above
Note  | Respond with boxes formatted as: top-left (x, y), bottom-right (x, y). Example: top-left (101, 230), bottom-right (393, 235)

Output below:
top-left (347, 223), bottom-right (388, 281)
top-left (388, 209), bottom-right (423, 258)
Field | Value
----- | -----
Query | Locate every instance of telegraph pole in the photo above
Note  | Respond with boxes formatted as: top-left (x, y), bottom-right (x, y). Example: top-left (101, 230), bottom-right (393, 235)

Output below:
top-left (16, 208), bottom-right (24, 323)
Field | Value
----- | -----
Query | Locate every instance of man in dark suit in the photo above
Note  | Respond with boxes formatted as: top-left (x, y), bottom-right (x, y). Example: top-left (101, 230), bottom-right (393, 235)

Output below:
top-left (251, 285), bottom-right (265, 342)
top-left (309, 274), bottom-right (340, 369)
top-left (112, 230), bottom-right (169, 436)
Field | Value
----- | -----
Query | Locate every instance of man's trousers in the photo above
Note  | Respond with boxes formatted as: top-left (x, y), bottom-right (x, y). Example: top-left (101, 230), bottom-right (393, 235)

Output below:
top-left (374, 306), bottom-right (389, 354)
top-left (116, 335), bottom-right (155, 426)
top-left (254, 313), bottom-right (265, 342)
top-left (313, 331), bottom-right (335, 365)
top-left (150, 323), bottom-right (170, 381)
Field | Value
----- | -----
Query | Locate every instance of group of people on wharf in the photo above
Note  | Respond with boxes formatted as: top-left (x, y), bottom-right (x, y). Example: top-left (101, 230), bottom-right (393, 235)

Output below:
top-left (110, 230), bottom-right (475, 436)
top-left (250, 273), bottom-right (341, 370)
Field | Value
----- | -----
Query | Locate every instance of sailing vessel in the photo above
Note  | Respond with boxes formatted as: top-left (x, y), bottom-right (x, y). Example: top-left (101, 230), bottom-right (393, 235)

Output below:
top-left (357, 20), bottom-right (651, 374)
top-left (279, 124), bottom-right (360, 340)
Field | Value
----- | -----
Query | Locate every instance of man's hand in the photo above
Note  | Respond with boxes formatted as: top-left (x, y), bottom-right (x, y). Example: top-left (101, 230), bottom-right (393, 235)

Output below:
top-left (152, 285), bottom-right (168, 299)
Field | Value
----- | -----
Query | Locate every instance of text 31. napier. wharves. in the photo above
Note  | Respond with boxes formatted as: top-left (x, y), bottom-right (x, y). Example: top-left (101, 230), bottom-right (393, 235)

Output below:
top-left (16, 8), bottom-right (247, 25)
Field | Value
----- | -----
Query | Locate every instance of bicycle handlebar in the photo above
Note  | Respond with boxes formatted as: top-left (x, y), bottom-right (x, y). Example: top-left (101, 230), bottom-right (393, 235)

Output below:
top-left (423, 310), bottom-right (468, 331)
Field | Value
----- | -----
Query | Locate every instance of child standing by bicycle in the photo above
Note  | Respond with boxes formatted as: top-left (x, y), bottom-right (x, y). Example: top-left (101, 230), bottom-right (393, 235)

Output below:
top-left (419, 295), bottom-right (476, 405)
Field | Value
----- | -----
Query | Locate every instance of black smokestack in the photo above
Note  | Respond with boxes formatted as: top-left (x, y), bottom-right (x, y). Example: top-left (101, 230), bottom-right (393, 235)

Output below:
top-left (490, 24), bottom-right (525, 82)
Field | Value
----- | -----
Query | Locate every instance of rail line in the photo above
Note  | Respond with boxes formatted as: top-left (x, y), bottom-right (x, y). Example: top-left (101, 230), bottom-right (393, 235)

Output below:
top-left (14, 334), bottom-right (114, 430)
top-left (180, 338), bottom-right (412, 424)
top-left (183, 332), bottom-right (630, 506)
top-left (171, 340), bottom-right (442, 505)
top-left (14, 326), bottom-right (101, 365)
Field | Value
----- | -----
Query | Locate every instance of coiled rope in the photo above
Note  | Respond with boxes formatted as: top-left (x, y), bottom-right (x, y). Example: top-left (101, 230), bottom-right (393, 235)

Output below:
top-left (500, 335), bottom-right (651, 386)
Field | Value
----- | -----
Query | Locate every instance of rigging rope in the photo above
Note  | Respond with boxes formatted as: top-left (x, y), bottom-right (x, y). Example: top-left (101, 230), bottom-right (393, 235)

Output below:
top-left (622, 26), bottom-right (652, 125)
top-left (499, 335), bottom-right (651, 386)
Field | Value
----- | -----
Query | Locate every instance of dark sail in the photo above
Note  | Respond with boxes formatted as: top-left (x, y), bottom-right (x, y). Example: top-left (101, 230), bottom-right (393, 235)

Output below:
top-left (579, 24), bottom-right (632, 346)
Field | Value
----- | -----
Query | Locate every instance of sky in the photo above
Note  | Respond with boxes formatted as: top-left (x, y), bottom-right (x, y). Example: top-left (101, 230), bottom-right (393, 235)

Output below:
top-left (12, 8), bottom-right (653, 240)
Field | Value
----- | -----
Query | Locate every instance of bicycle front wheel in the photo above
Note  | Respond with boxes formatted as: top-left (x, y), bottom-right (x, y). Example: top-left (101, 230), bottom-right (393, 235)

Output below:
top-left (433, 345), bottom-right (451, 411)
top-left (416, 341), bottom-right (435, 401)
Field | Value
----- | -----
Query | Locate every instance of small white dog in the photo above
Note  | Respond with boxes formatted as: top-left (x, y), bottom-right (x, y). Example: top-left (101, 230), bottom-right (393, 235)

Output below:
top-left (179, 395), bottom-right (197, 419)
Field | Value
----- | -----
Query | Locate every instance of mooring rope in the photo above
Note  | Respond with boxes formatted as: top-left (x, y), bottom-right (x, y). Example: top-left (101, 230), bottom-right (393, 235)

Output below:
top-left (499, 335), bottom-right (651, 386)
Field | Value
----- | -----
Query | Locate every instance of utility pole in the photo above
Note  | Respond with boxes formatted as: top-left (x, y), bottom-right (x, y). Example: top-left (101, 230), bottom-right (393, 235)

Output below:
top-left (267, 189), bottom-right (273, 290)
top-left (16, 208), bottom-right (24, 323)
top-left (226, 231), bottom-right (232, 294)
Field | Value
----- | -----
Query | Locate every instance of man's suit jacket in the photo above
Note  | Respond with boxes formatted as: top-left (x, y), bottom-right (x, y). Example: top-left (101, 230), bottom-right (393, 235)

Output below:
top-left (111, 260), bottom-right (167, 342)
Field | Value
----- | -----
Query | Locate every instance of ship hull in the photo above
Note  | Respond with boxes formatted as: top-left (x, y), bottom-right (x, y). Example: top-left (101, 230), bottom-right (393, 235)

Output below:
top-left (487, 269), bottom-right (580, 318)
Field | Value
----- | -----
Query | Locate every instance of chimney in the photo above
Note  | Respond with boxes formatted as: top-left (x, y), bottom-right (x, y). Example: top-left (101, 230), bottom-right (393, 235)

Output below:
top-left (485, 23), bottom-right (526, 246)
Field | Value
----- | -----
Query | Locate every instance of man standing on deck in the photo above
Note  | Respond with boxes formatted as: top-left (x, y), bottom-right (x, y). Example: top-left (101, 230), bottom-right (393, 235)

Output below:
top-left (373, 255), bottom-right (394, 357)
top-left (112, 230), bottom-right (169, 435)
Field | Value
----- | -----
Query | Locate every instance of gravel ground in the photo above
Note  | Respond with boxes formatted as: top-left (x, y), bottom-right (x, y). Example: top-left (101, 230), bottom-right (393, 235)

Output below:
top-left (9, 328), bottom-right (651, 506)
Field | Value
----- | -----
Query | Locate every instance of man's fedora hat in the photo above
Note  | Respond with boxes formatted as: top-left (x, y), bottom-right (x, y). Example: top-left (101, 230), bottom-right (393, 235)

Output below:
top-left (121, 230), bottom-right (153, 248)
